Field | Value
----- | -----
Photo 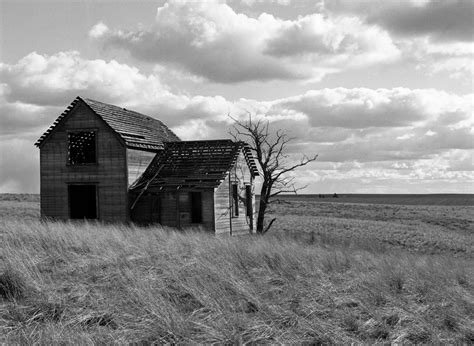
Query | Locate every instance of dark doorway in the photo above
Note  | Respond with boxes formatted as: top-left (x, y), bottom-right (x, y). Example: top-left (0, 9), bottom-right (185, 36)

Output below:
top-left (190, 192), bottom-right (202, 223)
top-left (69, 185), bottom-right (97, 219)
top-left (245, 185), bottom-right (253, 230)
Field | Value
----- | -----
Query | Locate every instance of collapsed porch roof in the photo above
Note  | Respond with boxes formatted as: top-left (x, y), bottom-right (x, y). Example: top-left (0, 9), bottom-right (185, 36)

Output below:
top-left (130, 139), bottom-right (259, 191)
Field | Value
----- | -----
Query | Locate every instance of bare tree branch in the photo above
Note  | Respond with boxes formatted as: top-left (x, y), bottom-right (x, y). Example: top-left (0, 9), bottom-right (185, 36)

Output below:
top-left (229, 114), bottom-right (318, 234)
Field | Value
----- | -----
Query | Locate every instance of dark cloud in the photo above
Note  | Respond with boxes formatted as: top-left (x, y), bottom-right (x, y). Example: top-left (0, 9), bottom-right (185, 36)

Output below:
top-left (103, 29), bottom-right (301, 83)
top-left (326, 0), bottom-right (473, 42)
top-left (91, 1), bottom-right (399, 83)
top-left (276, 88), bottom-right (428, 129)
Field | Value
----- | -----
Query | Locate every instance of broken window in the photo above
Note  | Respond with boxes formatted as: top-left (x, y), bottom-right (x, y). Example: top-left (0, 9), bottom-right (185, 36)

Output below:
top-left (68, 131), bottom-right (96, 165)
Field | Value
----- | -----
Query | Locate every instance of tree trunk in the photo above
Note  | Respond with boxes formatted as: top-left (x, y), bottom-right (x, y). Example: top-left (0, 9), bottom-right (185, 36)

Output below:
top-left (256, 199), bottom-right (267, 234)
top-left (256, 184), bottom-right (268, 234)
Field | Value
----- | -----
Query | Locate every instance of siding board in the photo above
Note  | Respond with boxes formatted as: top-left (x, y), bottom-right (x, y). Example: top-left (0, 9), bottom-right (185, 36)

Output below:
top-left (40, 102), bottom-right (129, 222)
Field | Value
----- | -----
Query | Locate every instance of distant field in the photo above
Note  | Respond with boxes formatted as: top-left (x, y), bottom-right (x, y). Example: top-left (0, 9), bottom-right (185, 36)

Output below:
top-left (0, 194), bottom-right (40, 220)
top-left (1, 193), bottom-right (473, 258)
top-left (279, 193), bottom-right (474, 206)
top-left (267, 195), bottom-right (473, 258)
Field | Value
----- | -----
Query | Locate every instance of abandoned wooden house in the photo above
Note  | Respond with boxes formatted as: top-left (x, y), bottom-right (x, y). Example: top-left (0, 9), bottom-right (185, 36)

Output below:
top-left (129, 140), bottom-right (259, 234)
top-left (35, 96), bottom-right (259, 234)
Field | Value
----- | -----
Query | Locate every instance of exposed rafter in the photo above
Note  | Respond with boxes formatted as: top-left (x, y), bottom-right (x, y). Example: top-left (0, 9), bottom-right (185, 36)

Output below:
top-left (130, 140), bottom-right (259, 192)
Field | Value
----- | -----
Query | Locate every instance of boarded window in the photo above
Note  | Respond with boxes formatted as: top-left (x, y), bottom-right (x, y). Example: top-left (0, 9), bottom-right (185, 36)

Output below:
top-left (68, 131), bottom-right (96, 165)
top-left (232, 184), bottom-right (239, 217)
top-left (191, 192), bottom-right (202, 223)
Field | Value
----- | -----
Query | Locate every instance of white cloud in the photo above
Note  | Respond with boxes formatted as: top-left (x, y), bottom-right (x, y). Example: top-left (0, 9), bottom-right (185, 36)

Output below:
top-left (0, 51), bottom-right (175, 107)
top-left (1, 51), bottom-right (472, 193)
top-left (90, 0), bottom-right (399, 83)
top-left (0, 51), bottom-right (240, 131)
top-left (406, 38), bottom-right (474, 80)
top-left (88, 22), bottom-right (110, 39)
top-left (240, 0), bottom-right (292, 5)
top-left (425, 130), bottom-right (436, 136)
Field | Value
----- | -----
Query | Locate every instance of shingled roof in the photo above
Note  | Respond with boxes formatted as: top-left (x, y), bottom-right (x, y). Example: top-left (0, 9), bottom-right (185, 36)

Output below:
top-left (35, 97), bottom-right (180, 150)
top-left (130, 140), bottom-right (259, 190)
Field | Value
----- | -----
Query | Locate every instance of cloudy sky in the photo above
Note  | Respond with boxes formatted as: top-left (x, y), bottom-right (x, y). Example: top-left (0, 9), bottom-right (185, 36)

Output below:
top-left (0, 0), bottom-right (473, 194)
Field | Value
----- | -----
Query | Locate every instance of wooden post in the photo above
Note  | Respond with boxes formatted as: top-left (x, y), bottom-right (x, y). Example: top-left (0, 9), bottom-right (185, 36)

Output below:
top-left (228, 171), bottom-right (232, 236)
top-left (176, 189), bottom-right (180, 229)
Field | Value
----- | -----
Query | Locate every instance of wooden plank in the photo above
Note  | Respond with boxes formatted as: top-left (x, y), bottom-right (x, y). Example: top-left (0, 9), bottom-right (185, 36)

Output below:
top-left (39, 102), bottom-right (129, 222)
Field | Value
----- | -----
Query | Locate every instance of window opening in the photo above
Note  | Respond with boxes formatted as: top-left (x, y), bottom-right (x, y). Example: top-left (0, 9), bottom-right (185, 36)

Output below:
top-left (245, 185), bottom-right (253, 230)
top-left (191, 192), bottom-right (202, 223)
top-left (68, 131), bottom-right (96, 165)
top-left (232, 184), bottom-right (239, 217)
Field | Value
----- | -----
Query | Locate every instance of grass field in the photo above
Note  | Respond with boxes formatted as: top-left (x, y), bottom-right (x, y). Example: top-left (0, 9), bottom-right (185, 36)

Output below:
top-left (1, 194), bottom-right (473, 343)
top-left (267, 195), bottom-right (473, 258)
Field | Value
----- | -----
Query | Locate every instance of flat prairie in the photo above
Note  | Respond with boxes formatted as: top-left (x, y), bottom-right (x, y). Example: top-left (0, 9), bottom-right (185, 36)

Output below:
top-left (267, 194), bottom-right (473, 258)
top-left (1, 194), bottom-right (473, 344)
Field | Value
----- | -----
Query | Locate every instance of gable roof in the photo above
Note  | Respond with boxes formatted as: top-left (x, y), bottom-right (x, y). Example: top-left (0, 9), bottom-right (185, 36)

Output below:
top-left (130, 140), bottom-right (259, 191)
top-left (35, 96), bottom-right (180, 150)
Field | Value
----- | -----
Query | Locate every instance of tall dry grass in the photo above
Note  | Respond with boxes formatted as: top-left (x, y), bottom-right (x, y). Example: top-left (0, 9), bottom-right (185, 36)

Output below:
top-left (1, 219), bottom-right (473, 344)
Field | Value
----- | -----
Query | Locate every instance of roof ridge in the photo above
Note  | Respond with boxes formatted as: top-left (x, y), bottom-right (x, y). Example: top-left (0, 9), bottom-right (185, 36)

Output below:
top-left (83, 98), bottom-right (164, 122)
top-left (165, 139), bottom-right (234, 145)
top-left (35, 96), bottom-right (180, 150)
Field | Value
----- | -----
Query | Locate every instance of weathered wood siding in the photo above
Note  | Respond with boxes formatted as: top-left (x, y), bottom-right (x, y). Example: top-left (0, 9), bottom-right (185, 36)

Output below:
top-left (160, 191), bottom-right (178, 227)
top-left (214, 151), bottom-right (255, 235)
top-left (129, 193), bottom-right (160, 224)
top-left (39, 102), bottom-right (129, 222)
top-left (132, 189), bottom-right (215, 231)
top-left (127, 149), bottom-right (156, 186)
top-left (174, 189), bottom-right (214, 230)
top-left (214, 173), bottom-right (231, 235)
top-left (230, 152), bottom-right (254, 235)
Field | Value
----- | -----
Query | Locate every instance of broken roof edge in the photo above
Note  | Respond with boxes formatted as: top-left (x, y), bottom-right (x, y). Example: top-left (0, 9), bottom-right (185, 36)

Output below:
top-left (34, 96), bottom-right (180, 149)
top-left (161, 139), bottom-right (259, 177)
top-left (82, 98), bottom-right (180, 147)
top-left (34, 96), bottom-right (82, 148)
top-left (34, 96), bottom-right (129, 148)
top-left (129, 139), bottom-right (259, 192)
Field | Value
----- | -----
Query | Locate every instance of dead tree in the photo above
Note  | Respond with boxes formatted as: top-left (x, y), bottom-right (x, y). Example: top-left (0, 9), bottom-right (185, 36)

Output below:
top-left (231, 115), bottom-right (317, 234)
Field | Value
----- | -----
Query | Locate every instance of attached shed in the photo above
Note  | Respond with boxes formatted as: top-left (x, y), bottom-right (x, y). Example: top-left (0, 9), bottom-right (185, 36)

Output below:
top-left (34, 96), bottom-right (179, 222)
top-left (129, 140), bottom-right (259, 234)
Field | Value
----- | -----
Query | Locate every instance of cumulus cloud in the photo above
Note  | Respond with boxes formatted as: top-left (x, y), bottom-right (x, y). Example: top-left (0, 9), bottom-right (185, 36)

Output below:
top-left (88, 22), bottom-right (110, 39)
top-left (0, 51), bottom-right (173, 107)
top-left (323, 0), bottom-right (473, 81)
top-left (239, 0), bottom-right (292, 6)
top-left (1, 51), bottom-right (472, 193)
top-left (217, 88), bottom-right (473, 169)
top-left (404, 38), bottom-right (474, 79)
top-left (90, 0), bottom-right (399, 83)
top-left (0, 51), bottom-right (241, 135)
